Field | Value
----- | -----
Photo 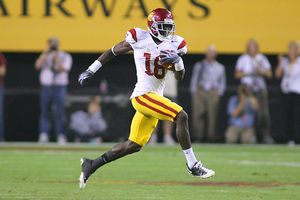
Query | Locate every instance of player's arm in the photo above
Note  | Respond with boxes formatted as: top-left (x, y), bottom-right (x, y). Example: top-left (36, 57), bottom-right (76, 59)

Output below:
top-left (78, 41), bottom-right (132, 85)
top-left (173, 39), bottom-right (187, 81)
top-left (174, 67), bottom-right (185, 81)
top-left (98, 41), bottom-right (132, 65)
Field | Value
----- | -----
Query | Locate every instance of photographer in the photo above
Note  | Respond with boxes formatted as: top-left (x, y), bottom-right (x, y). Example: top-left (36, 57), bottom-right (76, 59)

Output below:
top-left (70, 96), bottom-right (108, 143)
top-left (235, 39), bottom-right (273, 143)
top-left (35, 37), bottom-right (72, 144)
top-left (225, 84), bottom-right (258, 144)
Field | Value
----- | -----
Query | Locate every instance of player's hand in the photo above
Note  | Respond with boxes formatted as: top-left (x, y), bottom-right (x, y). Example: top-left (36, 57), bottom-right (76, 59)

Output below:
top-left (78, 69), bottom-right (94, 86)
top-left (159, 50), bottom-right (181, 65)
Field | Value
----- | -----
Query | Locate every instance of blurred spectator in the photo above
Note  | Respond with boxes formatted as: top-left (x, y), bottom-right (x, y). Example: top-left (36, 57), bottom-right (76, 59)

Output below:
top-left (225, 84), bottom-right (258, 144)
top-left (235, 39), bottom-right (273, 144)
top-left (149, 72), bottom-right (177, 145)
top-left (70, 96), bottom-right (107, 143)
top-left (35, 37), bottom-right (72, 144)
top-left (0, 53), bottom-right (7, 141)
top-left (275, 41), bottom-right (300, 145)
top-left (190, 45), bottom-right (226, 142)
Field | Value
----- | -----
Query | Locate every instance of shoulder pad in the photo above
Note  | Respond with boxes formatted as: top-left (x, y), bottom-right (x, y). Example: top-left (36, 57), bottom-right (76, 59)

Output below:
top-left (172, 35), bottom-right (187, 55)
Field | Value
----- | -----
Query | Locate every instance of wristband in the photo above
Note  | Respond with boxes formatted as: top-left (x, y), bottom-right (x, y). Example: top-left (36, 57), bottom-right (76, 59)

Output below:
top-left (174, 58), bottom-right (184, 71)
top-left (111, 46), bottom-right (117, 56)
top-left (88, 60), bottom-right (102, 73)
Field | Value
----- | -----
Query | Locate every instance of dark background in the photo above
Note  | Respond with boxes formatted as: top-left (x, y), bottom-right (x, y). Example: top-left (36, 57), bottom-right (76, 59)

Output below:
top-left (2, 52), bottom-right (286, 142)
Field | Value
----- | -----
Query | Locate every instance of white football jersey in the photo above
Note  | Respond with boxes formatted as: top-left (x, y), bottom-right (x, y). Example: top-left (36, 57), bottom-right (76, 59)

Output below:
top-left (125, 28), bottom-right (187, 99)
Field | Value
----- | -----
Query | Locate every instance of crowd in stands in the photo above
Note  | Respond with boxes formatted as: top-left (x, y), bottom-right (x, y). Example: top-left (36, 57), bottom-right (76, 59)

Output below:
top-left (0, 38), bottom-right (299, 145)
top-left (189, 39), bottom-right (300, 145)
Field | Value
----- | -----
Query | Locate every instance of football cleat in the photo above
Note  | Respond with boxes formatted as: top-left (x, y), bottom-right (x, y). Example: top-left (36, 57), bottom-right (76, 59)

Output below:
top-left (187, 161), bottom-right (215, 179)
top-left (79, 158), bottom-right (93, 189)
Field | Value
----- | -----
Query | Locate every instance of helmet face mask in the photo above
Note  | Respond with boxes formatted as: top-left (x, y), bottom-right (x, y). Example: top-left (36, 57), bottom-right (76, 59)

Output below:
top-left (147, 8), bottom-right (175, 41)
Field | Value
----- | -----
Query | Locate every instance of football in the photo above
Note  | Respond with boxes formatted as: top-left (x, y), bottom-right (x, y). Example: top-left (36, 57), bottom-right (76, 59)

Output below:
top-left (159, 50), bottom-right (175, 71)
top-left (163, 63), bottom-right (175, 71)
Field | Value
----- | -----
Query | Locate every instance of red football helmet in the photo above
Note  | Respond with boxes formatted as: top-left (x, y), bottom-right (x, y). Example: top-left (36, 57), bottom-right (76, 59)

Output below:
top-left (147, 8), bottom-right (175, 41)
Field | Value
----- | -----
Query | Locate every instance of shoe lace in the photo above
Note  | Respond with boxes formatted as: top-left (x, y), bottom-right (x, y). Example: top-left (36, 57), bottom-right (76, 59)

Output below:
top-left (193, 162), bottom-right (207, 175)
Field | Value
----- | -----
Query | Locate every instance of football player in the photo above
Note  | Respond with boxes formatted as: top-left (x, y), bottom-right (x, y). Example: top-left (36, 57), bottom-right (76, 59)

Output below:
top-left (78, 8), bottom-right (215, 189)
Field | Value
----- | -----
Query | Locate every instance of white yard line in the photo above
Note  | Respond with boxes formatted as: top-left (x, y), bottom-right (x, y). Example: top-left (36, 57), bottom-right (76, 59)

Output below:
top-left (227, 160), bottom-right (300, 168)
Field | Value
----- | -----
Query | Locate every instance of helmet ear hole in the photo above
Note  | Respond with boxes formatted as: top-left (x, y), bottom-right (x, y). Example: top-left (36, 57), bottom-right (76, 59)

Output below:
top-left (150, 23), bottom-right (158, 35)
top-left (152, 23), bottom-right (157, 30)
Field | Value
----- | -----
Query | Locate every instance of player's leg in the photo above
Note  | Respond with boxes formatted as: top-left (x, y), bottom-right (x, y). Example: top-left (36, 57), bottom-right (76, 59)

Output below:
top-left (79, 111), bottom-right (158, 188)
top-left (133, 93), bottom-right (191, 148)
top-left (174, 110), bottom-right (191, 149)
top-left (175, 110), bottom-right (215, 178)
top-left (80, 140), bottom-right (141, 187)
top-left (133, 93), bottom-right (215, 178)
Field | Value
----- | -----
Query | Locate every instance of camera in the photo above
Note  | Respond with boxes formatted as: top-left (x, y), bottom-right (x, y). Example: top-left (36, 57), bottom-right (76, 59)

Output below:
top-left (48, 38), bottom-right (59, 52)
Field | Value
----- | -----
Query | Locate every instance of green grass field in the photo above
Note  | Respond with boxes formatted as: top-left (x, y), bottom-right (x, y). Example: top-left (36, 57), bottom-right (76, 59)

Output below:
top-left (0, 143), bottom-right (299, 200)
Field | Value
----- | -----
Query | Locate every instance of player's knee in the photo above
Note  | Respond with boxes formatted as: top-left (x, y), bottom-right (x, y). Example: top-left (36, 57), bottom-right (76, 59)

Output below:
top-left (176, 110), bottom-right (188, 123)
top-left (126, 141), bottom-right (142, 154)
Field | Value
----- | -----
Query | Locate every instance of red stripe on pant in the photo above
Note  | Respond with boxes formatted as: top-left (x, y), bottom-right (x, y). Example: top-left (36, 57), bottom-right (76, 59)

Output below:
top-left (142, 94), bottom-right (178, 115)
top-left (135, 97), bottom-right (174, 119)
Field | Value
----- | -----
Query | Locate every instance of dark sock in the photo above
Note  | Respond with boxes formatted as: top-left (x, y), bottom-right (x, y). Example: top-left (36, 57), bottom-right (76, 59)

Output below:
top-left (90, 152), bottom-right (112, 173)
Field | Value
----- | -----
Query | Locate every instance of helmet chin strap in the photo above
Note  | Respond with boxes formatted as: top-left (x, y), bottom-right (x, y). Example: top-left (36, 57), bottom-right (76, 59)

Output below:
top-left (156, 34), bottom-right (167, 41)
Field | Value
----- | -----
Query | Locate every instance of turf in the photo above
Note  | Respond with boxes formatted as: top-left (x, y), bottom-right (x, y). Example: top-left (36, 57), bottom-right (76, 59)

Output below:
top-left (0, 143), bottom-right (299, 200)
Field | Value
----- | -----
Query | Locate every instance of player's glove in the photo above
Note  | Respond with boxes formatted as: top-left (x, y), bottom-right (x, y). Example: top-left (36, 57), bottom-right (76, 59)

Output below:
top-left (159, 50), bottom-right (181, 65)
top-left (78, 69), bottom-right (94, 86)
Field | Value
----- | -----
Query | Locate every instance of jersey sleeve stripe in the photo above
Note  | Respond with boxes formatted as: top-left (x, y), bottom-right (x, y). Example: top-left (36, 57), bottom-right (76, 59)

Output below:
top-left (135, 97), bottom-right (174, 118)
top-left (142, 94), bottom-right (179, 115)
top-left (128, 28), bottom-right (137, 42)
top-left (177, 39), bottom-right (187, 50)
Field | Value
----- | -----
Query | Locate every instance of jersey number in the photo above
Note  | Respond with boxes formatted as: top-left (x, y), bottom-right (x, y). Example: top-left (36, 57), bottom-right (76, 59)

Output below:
top-left (144, 53), bottom-right (166, 79)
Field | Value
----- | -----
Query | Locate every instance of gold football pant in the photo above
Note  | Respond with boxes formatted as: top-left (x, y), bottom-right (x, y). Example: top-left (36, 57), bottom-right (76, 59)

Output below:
top-left (129, 92), bottom-right (183, 146)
